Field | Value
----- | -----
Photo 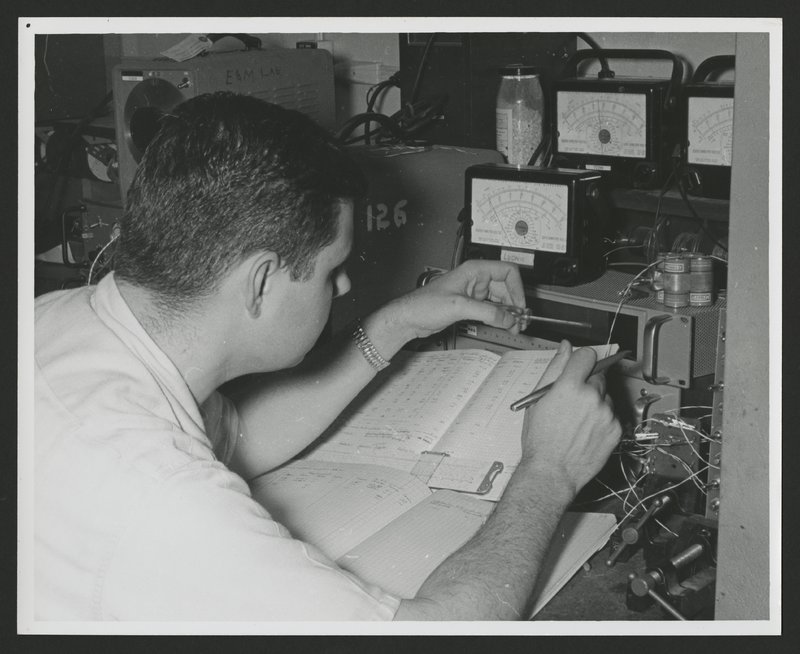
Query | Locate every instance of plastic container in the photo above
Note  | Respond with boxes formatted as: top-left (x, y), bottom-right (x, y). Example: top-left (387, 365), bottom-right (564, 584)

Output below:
top-left (496, 64), bottom-right (544, 166)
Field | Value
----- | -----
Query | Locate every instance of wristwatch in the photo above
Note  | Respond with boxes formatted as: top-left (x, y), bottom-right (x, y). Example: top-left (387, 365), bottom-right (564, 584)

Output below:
top-left (352, 320), bottom-right (391, 371)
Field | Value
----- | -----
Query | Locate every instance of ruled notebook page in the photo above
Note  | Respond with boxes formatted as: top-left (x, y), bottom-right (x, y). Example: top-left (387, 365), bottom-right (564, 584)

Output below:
top-left (433, 344), bottom-right (620, 501)
top-left (435, 348), bottom-right (557, 464)
top-left (305, 350), bottom-right (500, 471)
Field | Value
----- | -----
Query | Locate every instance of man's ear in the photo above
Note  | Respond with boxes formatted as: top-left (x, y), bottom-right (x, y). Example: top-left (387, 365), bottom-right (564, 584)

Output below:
top-left (243, 250), bottom-right (282, 318)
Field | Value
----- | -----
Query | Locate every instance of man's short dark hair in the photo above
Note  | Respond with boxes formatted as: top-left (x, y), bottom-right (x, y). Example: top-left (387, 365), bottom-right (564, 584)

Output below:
top-left (114, 92), bottom-right (366, 307)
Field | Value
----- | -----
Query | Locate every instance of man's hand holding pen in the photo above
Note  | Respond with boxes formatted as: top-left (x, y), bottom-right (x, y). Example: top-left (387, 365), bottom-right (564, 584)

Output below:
top-left (519, 340), bottom-right (622, 496)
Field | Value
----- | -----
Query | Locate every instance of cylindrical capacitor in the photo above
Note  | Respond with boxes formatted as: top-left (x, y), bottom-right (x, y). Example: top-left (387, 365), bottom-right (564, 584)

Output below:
top-left (689, 255), bottom-right (714, 306)
top-left (662, 254), bottom-right (691, 308)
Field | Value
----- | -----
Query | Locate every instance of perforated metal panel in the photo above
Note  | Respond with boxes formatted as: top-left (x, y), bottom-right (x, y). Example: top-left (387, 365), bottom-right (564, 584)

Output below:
top-left (531, 269), bottom-right (725, 379)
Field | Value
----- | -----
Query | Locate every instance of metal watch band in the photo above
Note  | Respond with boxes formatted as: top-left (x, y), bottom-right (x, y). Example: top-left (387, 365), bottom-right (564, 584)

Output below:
top-left (351, 320), bottom-right (390, 371)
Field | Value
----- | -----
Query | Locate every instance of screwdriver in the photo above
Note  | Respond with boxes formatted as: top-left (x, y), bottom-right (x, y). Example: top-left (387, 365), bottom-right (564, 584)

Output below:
top-left (496, 303), bottom-right (592, 331)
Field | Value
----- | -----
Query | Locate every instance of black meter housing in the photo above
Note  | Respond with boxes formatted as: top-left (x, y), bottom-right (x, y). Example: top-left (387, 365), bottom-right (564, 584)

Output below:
top-left (551, 49), bottom-right (684, 190)
top-left (463, 163), bottom-right (609, 286)
top-left (681, 55), bottom-right (735, 200)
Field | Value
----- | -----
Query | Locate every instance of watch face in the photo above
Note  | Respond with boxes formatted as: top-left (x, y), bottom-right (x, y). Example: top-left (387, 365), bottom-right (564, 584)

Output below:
top-left (687, 96), bottom-right (734, 166)
top-left (470, 176), bottom-right (569, 254)
top-left (557, 90), bottom-right (648, 158)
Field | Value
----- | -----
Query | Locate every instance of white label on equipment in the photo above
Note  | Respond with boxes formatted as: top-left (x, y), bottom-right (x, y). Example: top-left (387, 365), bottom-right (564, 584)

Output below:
top-left (501, 249), bottom-right (535, 267)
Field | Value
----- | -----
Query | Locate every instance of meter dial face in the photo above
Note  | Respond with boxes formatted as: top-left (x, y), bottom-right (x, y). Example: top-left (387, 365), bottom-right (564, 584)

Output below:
top-left (557, 91), bottom-right (647, 158)
top-left (471, 178), bottom-right (569, 254)
top-left (687, 96), bottom-right (734, 166)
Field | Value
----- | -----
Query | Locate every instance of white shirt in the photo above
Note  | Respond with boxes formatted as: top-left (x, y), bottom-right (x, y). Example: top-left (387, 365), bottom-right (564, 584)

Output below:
top-left (33, 273), bottom-right (400, 621)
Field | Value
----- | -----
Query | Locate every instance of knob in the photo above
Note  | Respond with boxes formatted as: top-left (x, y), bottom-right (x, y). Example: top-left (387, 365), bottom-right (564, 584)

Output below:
top-left (606, 495), bottom-right (671, 567)
top-left (628, 569), bottom-right (687, 620)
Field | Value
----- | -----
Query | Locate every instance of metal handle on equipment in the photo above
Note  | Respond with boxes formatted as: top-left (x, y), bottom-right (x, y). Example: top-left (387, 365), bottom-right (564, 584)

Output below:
top-left (628, 570), bottom-right (688, 620)
top-left (561, 48), bottom-right (684, 110)
top-left (206, 33), bottom-right (262, 50)
top-left (691, 55), bottom-right (735, 84)
top-left (642, 314), bottom-right (673, 385)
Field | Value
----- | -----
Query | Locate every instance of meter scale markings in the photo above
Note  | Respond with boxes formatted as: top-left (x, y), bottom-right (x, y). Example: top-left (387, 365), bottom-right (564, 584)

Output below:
top-left (473, 182), bottom-right (568, 253)
top-left (557, 92), bottom-right (647, 158)
top-left (688, 98), bottom-right (734, 165)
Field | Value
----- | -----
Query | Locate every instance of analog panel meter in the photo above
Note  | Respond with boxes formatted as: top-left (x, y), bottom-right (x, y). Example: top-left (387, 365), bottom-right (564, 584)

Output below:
top-left (556, 91), bottom-right (648, 159)
top-left (551, 49), bottom-right (684, 190)
top-left (471, 177), bottom-right (569, 254)
top-left (464, 163), bottom-right (608, 286)
top-left (687, 95), bottom-right (734, 167)
top-left (682, 69), bottom-right (734, 200)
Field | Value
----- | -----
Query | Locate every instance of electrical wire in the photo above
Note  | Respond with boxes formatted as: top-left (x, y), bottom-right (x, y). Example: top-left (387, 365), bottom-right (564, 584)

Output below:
top-left (87, 232), bottom-right (119, 285)
top-left (678, 189), bottom-right (729, 254)
top-left (336, 33), bottom-right (445, 147)
top-left (362, 72), bottom-right (401, 143)
top-left (649, 169), bottom-right (677, 262)
top-left (41, 35), bottom-right (56, 94)
top-left (366, 72), bottom-right (399, 113)
top-left (409, 34), bottom-right (437, 105)
top-left (335, 94), bottom-right (448, 146)
top-left (672, 158), bottom-right (729, 253)
top-left (618, 467), bottom-right (710, 526)
top-left (575, 32), bottom-right (614, 79)
top-left (604, 258), bottom-right (662, 348)
top-left (603, 244), bottom-right (645, 260)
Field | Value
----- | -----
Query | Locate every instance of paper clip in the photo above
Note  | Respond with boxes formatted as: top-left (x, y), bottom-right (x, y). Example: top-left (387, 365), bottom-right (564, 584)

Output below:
top-left (475, 461), bottom-right (504, 495)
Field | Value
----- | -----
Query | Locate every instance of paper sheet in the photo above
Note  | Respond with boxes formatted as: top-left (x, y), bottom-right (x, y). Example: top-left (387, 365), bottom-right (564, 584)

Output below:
top-left (528, 511), bottom-right (618, 617)
top-left (336, 489), bottom-right (493, 598)
top-left (250, 460), bottom-right (432, 561)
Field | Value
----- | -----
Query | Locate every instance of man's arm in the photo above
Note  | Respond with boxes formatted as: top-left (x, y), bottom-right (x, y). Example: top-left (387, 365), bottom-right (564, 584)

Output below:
top-left (394, 345), bottom-right (621, 620)
top-left (226, 260), bottom-right (526, 480)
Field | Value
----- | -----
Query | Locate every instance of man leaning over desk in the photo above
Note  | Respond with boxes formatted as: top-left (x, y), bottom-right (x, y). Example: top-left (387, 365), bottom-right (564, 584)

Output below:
top-left (33, 92), bottom-right (621, 621)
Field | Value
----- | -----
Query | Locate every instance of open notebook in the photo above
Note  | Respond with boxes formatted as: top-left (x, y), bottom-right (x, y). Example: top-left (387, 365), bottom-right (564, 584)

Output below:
top-left (303, 345), bottom-right (617, 501)
top-left (251, 459), bottom-right (617, 617)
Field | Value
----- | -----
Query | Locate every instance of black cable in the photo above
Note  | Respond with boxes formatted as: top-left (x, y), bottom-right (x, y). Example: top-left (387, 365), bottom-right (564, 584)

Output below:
top-left (391, 94), bottom-right (448, 138)
top-left (669, 155), bottom-right (728, 253)
top-left (364, 73), bottom-right (401, 144)
top-left (674, 166), bottom-right (729, 253)
top-left (575, 33), bottom-right (614, 79)
top-left (336, 34), bottom-right (444, 147)
top-left (526, 131), bottom-right (550, 167)
top-left (410, 34), bottom-right (437, 105)
top-left (366, 72), bottom-right (399, 113)
top-left (649, 169), bottom-right (677, 262)
top-left (335, 112), bottom-right (407, 145)
top-left (336, 93), bottom-right (448, 147)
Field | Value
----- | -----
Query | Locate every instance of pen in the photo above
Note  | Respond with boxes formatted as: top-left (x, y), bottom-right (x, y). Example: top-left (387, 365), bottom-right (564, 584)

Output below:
top-left (495, 304), bottom-right (592, 331)
top-left (509, 349), bottom-right (631, 412)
